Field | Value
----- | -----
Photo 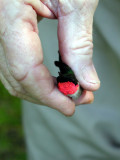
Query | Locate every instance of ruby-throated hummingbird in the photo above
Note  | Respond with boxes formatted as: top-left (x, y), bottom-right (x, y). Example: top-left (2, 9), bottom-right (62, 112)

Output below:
top-left (55, 51), bottom-right (83, 100)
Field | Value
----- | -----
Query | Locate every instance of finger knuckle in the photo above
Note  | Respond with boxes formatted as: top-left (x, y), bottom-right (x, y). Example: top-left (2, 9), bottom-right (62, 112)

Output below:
top-left (63, 100), bottom-right (75, 116)
top-left (70, 35), bottom-right (93, 55)
top-left (64, 107), bottom-right (75, 116)
top-left (8, 88), bottom-right (19, 97)
top-left (9, 60), bottom-right (43, 82)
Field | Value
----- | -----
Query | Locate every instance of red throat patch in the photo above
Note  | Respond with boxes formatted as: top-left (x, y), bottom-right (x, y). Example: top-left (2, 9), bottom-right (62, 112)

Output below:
top-left (58, 81), bottom-right (79, 95)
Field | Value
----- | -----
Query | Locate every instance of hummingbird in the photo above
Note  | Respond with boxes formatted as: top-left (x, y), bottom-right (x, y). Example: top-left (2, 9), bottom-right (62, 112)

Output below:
top-left (55, 51), bottom-right (83, 100)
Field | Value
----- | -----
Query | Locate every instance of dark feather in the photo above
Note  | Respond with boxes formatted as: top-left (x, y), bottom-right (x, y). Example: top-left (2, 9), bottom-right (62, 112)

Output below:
top-left (54, 51), bottom-right (78, 85)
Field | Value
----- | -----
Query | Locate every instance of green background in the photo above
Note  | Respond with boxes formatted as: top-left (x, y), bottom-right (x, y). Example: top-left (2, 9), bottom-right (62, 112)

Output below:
top-left (0, 82), bottom-right (26, 160)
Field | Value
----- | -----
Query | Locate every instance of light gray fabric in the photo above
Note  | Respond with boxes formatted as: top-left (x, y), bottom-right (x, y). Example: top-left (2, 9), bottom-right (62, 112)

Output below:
top-left (22, 1), bottom-right (120, 160)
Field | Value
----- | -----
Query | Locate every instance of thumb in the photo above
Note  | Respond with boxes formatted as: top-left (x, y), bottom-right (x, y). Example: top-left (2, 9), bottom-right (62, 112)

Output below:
top-left (57, 0), bottom-right (100, 91)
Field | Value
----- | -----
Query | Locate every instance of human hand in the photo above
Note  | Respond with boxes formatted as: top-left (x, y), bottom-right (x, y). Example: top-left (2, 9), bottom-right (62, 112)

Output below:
top-left (42, 0), bottom-right (100, 102)
top-left (0, 0), bottom-right (99, 116)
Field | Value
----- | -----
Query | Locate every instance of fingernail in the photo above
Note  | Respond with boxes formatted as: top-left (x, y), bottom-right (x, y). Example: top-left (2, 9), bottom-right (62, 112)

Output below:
top-left (82, 65), bottom-right (100, 84)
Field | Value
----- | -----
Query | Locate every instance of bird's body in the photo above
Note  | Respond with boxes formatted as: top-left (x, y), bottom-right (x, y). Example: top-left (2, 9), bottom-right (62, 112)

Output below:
top-left (55, 51), bottom-right (82, 99)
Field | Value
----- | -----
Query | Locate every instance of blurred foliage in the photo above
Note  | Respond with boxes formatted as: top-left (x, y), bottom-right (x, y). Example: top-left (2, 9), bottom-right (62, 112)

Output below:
top-left (0, 82), bottom-right (26, 160)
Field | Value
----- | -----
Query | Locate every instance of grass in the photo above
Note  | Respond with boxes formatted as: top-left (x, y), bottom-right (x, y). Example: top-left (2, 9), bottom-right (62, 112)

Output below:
top-left (0, 82), bottom-right (26, 160)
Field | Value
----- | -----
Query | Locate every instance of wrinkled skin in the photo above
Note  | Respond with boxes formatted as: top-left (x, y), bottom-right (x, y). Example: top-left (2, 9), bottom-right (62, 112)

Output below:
top-left (0, 0), bottom-right (100, 116)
